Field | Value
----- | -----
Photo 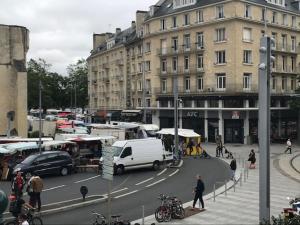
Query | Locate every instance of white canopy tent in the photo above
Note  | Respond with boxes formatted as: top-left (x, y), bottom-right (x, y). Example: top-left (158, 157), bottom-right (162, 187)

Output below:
top-left (156, 128), bottom-right (200, 138)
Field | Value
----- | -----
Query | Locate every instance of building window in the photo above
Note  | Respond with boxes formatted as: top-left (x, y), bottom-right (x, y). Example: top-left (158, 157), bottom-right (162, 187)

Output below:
top-left (208, 100), bottom-right (219, 108)
top-left (272, 32), bottom-right (277, 48)
top-left (243, 28), bottom-right (252, 41)
top-left (215, 51), bottom-right (226, 64)
top-left (146, 99), bottom-right (151, 107)
top-left (160, 100), bottom-right (168, 108)
top-left (292, 16), bottom-right (296, 28)
top-left (173, 0), bottom-right (197, 9)
top-left (145, 61), bottom-right (151, 72)
top-left (197, 54), bottom-right (204, 70)
top-left (145, 24), bottom-right (150, 34)
top-left (282, 56), bottom-right (286, 71)
top-left (185, 77), bottom-right (190, 92)
top-left (184, 56), bottom-right (189, 71)
top-left (161, 79), bottom-right (167, 93)
top-left (138, 98), bottom-right (142, 107)
top-left (160, 19), bottom-right (166, 31)
top-left (243, 50), bottom-right (252, 64)
top-left (243, 73), bottom-right (251, 91)
top-left (184, 14), bottom-right (190, 26)
top-left (196, 10), bottom-right (204, 23)
top-left (216, 5), bottom-right (224, 19)
top-left (145, 42), bottom-right (151, 53)
top-left (281, 76), bottom-right (287, 91)
top-left (146, 79), bottom-right (151, 93)
top-left (216, 28), bottom-right (226, 42)
top-left (184, 34), bottom-right (191, 50)
top-left (161, 59), bottom-right (167, 73)
top-left (282, 14), bottom-right (288, 26)
top-left (172, 37), bottom-right (178, 51)
top-left (261, 8), bottom-right (266, 21)
top-left (196, 100), bottom-right (205, 107)
top-left (244, 4), bottom-right (251, 18)
top-left (138, 63), bottom-right (142, 73)
top-left (172, 16), bottom-right (177, 28)
top-left (291, 36), bottom-right (296, 52)
top-left (291, 56), bottom-right (295, 71)
top-left (197, 76), bottom-right (203, 91)
top-left (196, 32), bottom-right (204, 49)
top-left (172, 57), bottom-right (178, 71)
top-left (291, 77), bottom-right (296, 91)
top-left (272, 76), bottom-right (277, 91)
top-left (272, 11), bottom-right (277, 24)
top-left (261, 30), bottom-right (265, 37)
top-left (282, 34), bottom-right (287, 50)
top-left (216, 73), bottom-right (226, 90)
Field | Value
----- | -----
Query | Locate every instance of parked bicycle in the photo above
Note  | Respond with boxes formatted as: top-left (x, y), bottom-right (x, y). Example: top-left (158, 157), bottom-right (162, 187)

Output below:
top-left (5, 208), bottom-right (43, 225)
top-left (155, 194), bottom-right (185, 223)
top-left (91, 211), bottom-right (130, 225)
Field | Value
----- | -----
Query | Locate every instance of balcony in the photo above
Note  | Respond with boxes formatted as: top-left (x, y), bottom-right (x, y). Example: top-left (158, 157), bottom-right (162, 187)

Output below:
top-left (102, 63), bottom-right (110, 69)
top-left (157, 44), bottom-right (205, 57)
top-left (271, 44), bottom-right (298, 54)
top-left (272, 66), bottom-right (300, 74)
top-left (157, 66), bottom-right (205, 76)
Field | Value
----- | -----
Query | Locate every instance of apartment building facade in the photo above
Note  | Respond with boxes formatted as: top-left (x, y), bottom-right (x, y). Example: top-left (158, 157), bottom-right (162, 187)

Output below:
top-left (88, 0), bottom-right (300, 144)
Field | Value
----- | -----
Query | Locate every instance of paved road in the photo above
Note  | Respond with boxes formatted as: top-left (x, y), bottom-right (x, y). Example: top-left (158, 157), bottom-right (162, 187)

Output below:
top-left (42, 157), bottom-right (230, 224)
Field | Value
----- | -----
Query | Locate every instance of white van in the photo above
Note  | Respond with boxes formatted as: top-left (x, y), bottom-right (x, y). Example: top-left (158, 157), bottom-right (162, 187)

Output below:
top-left (110, 138), bottom-right (172, 175)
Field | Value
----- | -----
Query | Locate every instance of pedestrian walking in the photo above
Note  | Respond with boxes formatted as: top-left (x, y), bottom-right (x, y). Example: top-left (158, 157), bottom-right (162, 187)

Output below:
top-left (192, 175), bottom-right (205, 209)
top-left (187, 139), bottom-right (194, 156)
top-left (230, 159), bottom-right (237, 181)
top-left (284, 138), bottom-right (292, 154)
top-left (29, 174), bottom-right (43, 211)
top-left (248, 149), bottom-right (256, 169)
top-left (12, 171), bottom-right (25, 198)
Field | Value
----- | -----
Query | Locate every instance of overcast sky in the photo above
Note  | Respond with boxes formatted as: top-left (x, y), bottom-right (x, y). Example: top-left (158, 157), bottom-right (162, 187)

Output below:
top-left (0, 0), bottom-right (157, 75)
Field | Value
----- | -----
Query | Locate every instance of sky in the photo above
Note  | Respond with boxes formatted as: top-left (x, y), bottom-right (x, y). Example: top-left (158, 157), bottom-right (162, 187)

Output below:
top-left (0, 0), bottom-right (157, 75)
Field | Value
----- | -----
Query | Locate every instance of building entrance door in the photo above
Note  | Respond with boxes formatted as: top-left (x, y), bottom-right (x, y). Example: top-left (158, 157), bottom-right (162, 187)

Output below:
top-left (224, 119), bottom-right (244, 143)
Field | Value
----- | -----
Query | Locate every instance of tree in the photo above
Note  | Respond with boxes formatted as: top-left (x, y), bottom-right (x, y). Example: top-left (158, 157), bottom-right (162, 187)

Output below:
top-left (67, 59), bottom-right (88, 109)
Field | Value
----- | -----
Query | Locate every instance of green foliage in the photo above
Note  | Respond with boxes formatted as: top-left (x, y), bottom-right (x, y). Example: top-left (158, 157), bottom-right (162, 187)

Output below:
top-left (27, 58), bottom-right (88, 110)
top-left (260, 215), bottom-right (300, 225)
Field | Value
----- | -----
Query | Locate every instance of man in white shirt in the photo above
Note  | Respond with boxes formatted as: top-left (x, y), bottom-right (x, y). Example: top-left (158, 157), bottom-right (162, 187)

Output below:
top-left (284, 139), bottom-right (292, 154)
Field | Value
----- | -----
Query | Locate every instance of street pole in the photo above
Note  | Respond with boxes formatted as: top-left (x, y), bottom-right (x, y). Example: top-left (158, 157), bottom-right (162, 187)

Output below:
top-left (107, 180), bottom-right (112, 225)
top-left (38, 80), bottom-right (42, 154)
top-left (74, 81), bottom-right (77, 115)
top-left (142, 39), bottom-right (147, 124)
top-left (174, 60), bottom-right (179, 161)
top-left (258, 36), bottom-right (271, 223)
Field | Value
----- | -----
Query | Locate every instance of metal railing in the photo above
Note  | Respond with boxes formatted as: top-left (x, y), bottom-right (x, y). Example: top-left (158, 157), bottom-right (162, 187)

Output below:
top-left (272, 65), bottom-right (300, 74)
top-left (157, 44), bottom-right (205, 56)
top-left (157, 66), bottom-right (205, 76)
top-left (272, 44), bottom-right (299, 54)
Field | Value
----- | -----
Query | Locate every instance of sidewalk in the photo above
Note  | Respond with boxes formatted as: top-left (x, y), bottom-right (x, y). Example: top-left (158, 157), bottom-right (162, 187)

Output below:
top-left (133, 144), bottom-right (300, 225)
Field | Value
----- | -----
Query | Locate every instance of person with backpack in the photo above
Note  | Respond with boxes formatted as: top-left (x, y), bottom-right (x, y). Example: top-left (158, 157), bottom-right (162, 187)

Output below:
top-left (28, 174), bottom-right (44, 212)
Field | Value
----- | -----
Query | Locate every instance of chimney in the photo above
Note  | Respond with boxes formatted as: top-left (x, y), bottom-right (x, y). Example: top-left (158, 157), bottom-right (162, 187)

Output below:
top-left (116, 28), bottom-right (121, 35)
top-left (93, 33), bottom-right (106, 50)
top-left (131, 21), bottom-right (136, 29)
top-left (105, 32), bottom-right (112, 40)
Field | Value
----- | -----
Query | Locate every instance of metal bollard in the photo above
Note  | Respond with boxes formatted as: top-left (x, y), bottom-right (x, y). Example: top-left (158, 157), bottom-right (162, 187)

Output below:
top-left (238, 155), bottom-right (241, 165)
top-left (233, 180), bottom-right (236, 192)
top-left (240, 173), bottom-right (242, 186)
top-left (213, 184), bottom-right (216, 202)
top-left (225, 181), bottom-right (227, 196)
top-left (142, 205), bottom-right (145, 225)
top-left (247, 167), bottom-right (249, 178)
top-left (242, 158), bottom-right (245, 168)
top-left (244, 169), bottom-right (246, 182)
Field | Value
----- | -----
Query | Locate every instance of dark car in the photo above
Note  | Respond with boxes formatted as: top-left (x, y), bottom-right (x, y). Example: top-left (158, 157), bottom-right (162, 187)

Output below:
top-left (13, 151), bottom-right (73, 178)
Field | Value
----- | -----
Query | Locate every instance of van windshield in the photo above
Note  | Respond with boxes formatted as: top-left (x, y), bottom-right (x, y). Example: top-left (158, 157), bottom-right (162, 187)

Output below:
top-left (112, 147), bottom-right (123, 157)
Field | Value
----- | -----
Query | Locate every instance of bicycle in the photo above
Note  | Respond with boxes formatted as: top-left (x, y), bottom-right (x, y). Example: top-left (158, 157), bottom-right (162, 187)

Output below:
top-left (91, 211), bottom-right (130, 225)
top-left (5, 208), bottom-right (43, 225)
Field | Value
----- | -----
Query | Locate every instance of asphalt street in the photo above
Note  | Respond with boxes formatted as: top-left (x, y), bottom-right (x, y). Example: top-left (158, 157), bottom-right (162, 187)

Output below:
top-left (41, 157), bottom-right (231, 225)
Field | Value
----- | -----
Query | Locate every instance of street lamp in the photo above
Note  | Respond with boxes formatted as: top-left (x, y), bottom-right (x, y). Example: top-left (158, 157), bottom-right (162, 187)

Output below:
top-left (173, 57), bottom-right (179, 162)
top-left (38, 80), bottom-right (43, 154)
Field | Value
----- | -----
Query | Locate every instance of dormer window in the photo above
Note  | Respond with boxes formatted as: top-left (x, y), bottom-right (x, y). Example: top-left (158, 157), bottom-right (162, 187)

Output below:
top-left (173, 0), bottom-right (196, 9)
top-left (266, 0), bottom-right (285, 7)
top-left (216, 5), bottom-right (224, 19)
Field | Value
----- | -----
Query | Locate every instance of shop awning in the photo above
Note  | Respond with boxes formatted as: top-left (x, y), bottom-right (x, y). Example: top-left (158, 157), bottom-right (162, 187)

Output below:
top-left (5, 142), bottom-right (39, 151)
top-left (66, 135), bottom-right (116, 142)
top-left (156, 129), bottom-right (200, 138)
top-left (0, 147), bottom-right (12, 154)
top-left (42, 141), bottom-right (74, 148)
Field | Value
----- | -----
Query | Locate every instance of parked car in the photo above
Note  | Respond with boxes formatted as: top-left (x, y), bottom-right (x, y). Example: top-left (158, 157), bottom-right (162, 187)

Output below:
top-left (13, 151), bottom-right (73, 178)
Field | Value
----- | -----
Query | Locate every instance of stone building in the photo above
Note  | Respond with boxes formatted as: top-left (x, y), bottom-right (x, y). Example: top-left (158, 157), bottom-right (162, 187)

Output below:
top-left (0, 24), bottom-right (29, 137)
top-left (88, 0), bottom-right (300, 144)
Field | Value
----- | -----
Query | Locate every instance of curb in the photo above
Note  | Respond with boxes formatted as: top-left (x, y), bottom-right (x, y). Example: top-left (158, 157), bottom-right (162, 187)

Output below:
top-left (168, 159), bottom-right (184, 168)
top-left (290, 153), bottom-right (300, 174)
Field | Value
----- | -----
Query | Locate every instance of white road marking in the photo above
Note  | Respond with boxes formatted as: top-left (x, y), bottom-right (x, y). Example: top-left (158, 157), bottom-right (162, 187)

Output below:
top-left (168, 169), bottom-right (179, 177)
top-left (145, 178), bottom-right (166, 187)
top-left (111, 187), bottom-right (128, 194)
top-left (43, 185), bottom-right (66, 192)
top-left (74, 175), bottom-right (101, 184)
top-left (114, 190), bottom-right (138, 199)
top-left (157, 168), bottom-right (167, 176)
top-left (135, 177), bottom-right (154, 186)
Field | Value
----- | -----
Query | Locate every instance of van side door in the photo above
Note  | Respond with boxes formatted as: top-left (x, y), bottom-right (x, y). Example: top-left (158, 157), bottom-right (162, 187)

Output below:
top-left (119, 146), bottom-right (134, 168)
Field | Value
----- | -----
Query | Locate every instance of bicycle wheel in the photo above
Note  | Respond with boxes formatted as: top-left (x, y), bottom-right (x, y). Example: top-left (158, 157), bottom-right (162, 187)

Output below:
top-left (30, 216), bottom-right (43, 225)
top-left (163, 207), bottom-right (172, 222)
top-left (155, 206), bottom-right (165, 223)
top-left (176, 206), bottom-right (185, 219)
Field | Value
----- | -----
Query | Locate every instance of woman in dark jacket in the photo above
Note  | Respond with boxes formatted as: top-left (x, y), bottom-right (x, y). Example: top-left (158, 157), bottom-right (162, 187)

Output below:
top-left (248, 149), bottom-right (256, 169)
